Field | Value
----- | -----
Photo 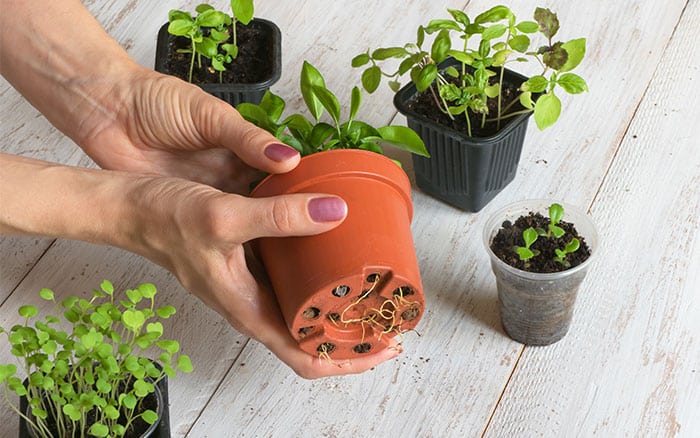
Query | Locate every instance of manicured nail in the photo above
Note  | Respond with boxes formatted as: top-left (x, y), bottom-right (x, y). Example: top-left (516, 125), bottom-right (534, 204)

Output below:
top-left (264, 143), bottom-right (299, 162)
top-left (308, 197), bottom-right (347, 222)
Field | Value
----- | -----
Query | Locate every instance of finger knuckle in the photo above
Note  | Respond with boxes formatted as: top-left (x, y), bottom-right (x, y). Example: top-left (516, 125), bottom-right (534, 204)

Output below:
top-left (268, 198), bottom-right (296, 234)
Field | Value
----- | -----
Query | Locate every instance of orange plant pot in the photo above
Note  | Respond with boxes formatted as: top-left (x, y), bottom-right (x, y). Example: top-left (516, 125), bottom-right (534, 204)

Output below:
top-left (251, 149), bottom-right (425, 360)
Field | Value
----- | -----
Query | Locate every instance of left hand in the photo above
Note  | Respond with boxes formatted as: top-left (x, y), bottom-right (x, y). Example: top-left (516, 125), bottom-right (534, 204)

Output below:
top-left (76, 67), bottom-right (297, 193)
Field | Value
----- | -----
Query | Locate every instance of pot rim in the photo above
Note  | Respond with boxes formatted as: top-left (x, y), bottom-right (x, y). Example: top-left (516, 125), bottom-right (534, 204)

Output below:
top-left (251, 149), bottom-right (413, 219)
top-left (483, 199), bottom-right (600, 280)
top-left (393, 56), bottom-right (535, 144)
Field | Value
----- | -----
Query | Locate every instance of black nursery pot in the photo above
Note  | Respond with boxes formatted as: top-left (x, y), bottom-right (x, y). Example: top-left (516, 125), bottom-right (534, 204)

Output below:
top-left (19, 372), bottom-right (171, 438)
top-left (394, 57), bottom-right (534, 212)
top-left (155, 18), bottom-right (281, 106)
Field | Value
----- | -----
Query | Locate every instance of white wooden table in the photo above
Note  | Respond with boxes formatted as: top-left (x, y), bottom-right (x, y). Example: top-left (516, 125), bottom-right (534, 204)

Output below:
top-left (2, 1), bottom-right (699, 436)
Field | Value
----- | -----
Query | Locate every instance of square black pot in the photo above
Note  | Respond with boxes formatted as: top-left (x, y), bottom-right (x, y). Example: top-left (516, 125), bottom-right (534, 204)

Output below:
top-left (155, 18), bottom-right (282, 106)
top-left (394, 58), bottom-right (534, 212)
top-left (19, 373), bottom-right (170, 438)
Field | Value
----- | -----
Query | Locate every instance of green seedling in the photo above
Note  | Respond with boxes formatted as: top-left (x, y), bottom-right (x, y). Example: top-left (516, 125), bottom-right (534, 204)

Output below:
top-left (514, 226), bottom-right (540, 261)
top-left (237, 61), bottom-right (430, 159)
top-left (353, 6), bottom-right (587, 136)
top-left (0, 281), bottom-right (193, 438)
top-left (537, 202), bottom-right (566, 238)
top-left (167, 1), bottom-right (254, 83)
top-left (553, 238), bottom-right (580, 267)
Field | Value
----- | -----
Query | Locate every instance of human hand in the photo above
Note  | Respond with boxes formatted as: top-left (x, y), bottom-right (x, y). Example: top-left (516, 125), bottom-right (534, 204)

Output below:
top-left (76, 67), bottom-right (295, 194)
top-left (126, 175), bottom-right (401, 379)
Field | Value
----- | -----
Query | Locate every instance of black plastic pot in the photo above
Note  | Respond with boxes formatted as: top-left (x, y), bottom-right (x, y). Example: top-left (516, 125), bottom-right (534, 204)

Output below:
top-left (155, 18), bottom-right (281, 106)
top-left (394, 58), bottom-right (534, 212)
top-left (18, 372), bottom-right (170, 438)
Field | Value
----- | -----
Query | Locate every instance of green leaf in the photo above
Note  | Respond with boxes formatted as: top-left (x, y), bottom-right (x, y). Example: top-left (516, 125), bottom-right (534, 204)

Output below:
top-left (549, 203), bottom-right (564, 224)
top-left (372, 47), bottom-right (408, 60)
top-left (300, 61), bottom-right (326, 122)
top-left (349, 86), bottom-right (362, 121)
top-left (516, 21), bottom-right (539, 34)
top-left (509, 35), bottom-right (530, 53)
top-left (39, 288), bottom-right (54, 301)
top-left (565, 238), bottom-right (581, 253)
top-left (0, 364), bottom-right (16, 383)
top-left (482, 24), bottom-right (507, 41)
top-left (168, 19), bottom-right (195, 36)
top-left (351, 53), bottom-right (370, 67)
top-left (523, 227), bottom-right (538, 247)
top-left (231, 0), bottom-right (254, 25)
top-left (100, 280), bottom-right (114, 296)
top-left (138, 283), bottom-right (157, 299)
top-left (311, 85), bottom-right (341, 125)
top-left (195, 4), bottom-right (214, 13)
top-left (32, 408), bottom-right (48, 420)
top-left (534, 92), bottom-right (562, 130)
top-left (414, 64), bottom-right (437, 92)
top-left (126, 288), bottom-right (142, 304)
top-left (142, 409), bottom-right (159, 425)
top-left (133, 379), bottom-right (153, 397)
top-left (550, 224), bottom-right (566, 239)
top-left (475, 6), bottom-right (512, 24)
top-left (559, 38), bottom-right (586, 72)
top-left (156, 305), bottom-right (176, 319)
top-left (431, 30), bottom-right (451, 63)
top-left (534, 7), bottom-right (560, 39)
top-left (425, 19), bottom-right (461, 33)
top-left (515, 247), bottom-right (534, 261)
top-left (198, 37), bottom-right (219, 58)
top-left (168, 10), bottom-right (192, 22)
top-left (521, 75), bottom-right (548, 93)
top-left (122, 310), bottom-right (146, 331)
top-left (147, 322), bottom-right (163, 336)
top-left (376, 126), bottom-right (429, 157)
top-left (177, 355), bottom-right (194, 373)
top-left (104, 404), bottom-right (120, 420)
top-left (196, 9), bottom-right (228, 28)
top-left (361, 66), bottom-right (382, 93)
top-left (63, 404), bottom-right (82, 421)
top-left (19, 305), bottom-right (37, 319)
top-left (492, 49), bottom-right (511, 67)
top-left (447, 50), bottom-right (474, 65)
top-left (448, 9), bottom-right (470, 27)
top-left (157, 339), bottom-right (180, 355)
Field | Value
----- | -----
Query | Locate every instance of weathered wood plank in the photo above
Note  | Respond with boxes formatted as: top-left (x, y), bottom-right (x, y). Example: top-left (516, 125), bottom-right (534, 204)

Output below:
top-left (484, 1), bottom-right (699, 436)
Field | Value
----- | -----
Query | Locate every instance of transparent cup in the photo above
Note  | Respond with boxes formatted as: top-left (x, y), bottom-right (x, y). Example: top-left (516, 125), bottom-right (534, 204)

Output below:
top-left (483, 200), bottom-right (599, 345)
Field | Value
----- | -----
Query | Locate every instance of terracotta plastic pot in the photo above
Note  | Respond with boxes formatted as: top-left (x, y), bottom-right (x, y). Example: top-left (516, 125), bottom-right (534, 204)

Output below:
top-left (252, 150), bottom-right (425, 359)
top-left (483, 200), bottom-right (599, 345)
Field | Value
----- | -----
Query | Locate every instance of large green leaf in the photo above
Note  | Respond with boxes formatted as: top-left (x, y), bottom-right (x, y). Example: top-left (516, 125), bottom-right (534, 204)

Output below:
top-left (534, 92), bottom-right (561, 130)
top-left (376, 126), bottom-right (429, 157)
top-left (311, 85), bottom-right (341, 125)
top-left (300, 61), bottom-right (327, 121)
top-left (231, 0), bottom-right (254, 25)
top-left (559, 38), bottom-right (587, 72)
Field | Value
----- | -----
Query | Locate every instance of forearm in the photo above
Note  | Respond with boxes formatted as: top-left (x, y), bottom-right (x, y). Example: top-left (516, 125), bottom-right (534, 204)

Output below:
top-left (0, 0), bottom-right (143, 147)
top-left (0, 153), bottom-right (140, 249)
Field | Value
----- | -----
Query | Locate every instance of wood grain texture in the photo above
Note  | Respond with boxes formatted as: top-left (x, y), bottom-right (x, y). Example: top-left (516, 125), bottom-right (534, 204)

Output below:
top-left (484, 0), bottom-right (700, 436)
top-left (1, 0), bottom-right (697, 437)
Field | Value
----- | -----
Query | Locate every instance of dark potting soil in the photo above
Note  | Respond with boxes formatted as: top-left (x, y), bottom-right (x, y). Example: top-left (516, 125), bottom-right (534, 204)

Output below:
top-left (164, 21), bottom-right (274, 85)
top-left (490, 212), bottom-right (591, 273)
top-left (407, 75), bottom-right (527, 137)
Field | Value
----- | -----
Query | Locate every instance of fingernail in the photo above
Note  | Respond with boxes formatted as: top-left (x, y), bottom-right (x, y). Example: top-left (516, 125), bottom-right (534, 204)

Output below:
top-left (264, 143), bottom-right (299, 162)
top-left (308, 197), bottom-right (347, 223)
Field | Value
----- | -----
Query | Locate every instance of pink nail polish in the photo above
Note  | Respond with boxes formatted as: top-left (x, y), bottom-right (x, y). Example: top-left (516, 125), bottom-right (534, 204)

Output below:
top-left (308, 197), bottom-right (347, 222)
top-left (264, 143), bottom-right (299, 162)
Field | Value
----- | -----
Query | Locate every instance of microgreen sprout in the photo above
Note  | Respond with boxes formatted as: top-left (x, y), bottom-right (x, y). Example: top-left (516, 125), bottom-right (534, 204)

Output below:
top-left (353, 6), bottom-right (587, 136)
top-left (514, 226), bottom-right (540, 261)
top-left (553, 238), bottom-right (580, 268)
top-left (0, 281), bottom-right (193, 438)
top-left (536, 202), bottom-right (566, 238)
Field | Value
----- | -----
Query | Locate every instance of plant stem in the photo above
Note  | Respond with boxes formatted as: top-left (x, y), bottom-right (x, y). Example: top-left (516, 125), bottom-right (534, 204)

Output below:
top-left (188, 40), bottom-right (196, 83)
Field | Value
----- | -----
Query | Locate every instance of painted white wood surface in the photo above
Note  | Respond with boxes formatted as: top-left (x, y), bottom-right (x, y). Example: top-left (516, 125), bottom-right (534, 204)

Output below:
top-left (1, 1), bottom-right (697, 437)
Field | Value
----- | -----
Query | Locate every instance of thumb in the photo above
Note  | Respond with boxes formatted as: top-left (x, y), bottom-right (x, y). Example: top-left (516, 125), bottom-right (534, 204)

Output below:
top-left (197, 97), bottom-right (301, 173)
top-left (236, 194), bottom-right (348, 241)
